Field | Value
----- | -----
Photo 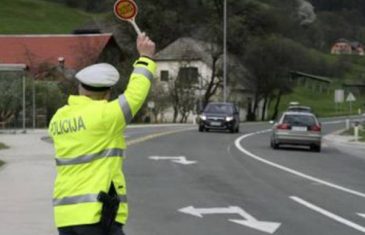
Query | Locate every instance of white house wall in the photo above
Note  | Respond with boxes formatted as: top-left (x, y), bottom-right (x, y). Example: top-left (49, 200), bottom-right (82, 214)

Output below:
top-left (155, 60), bottom-right (214, 122)
top-left (156, 60), bottom-right (212, 86)
top-left (155, 60), bottom-right (253, 123)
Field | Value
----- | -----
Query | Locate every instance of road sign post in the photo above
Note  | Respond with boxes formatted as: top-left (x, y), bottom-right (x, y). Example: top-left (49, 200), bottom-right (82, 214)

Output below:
top-left (147, 101), bottom-right (155, 123)
top-left (114, 0), bottom-right (141, 35)
top-left (334, 89), bottom-right (344, 113)
top-left (346, 119), bottom-right (350, 130)
top-left (354, 121), bottom-right (359, 142)
top-left (223, 0), bottom-right (227, 102)
top-left (346, 92), bottom-right (356, 114)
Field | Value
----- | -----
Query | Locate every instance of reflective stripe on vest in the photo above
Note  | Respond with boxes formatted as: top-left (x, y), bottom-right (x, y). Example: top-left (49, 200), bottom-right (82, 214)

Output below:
top-left (133, 67), bottom-right (154, 81)
top-left (117, 67), bottom-right (153, 124)
top-left (55, 148), bottom-right (125, 166)
top-left (118, 95), bottom-right (133, 123)
top-left (53, 194), bottom-right (128, 206)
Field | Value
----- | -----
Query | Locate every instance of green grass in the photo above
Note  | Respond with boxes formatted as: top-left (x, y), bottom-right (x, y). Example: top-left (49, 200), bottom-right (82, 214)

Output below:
top-left (336, 55), bottom-right (365, 82)
top-left (268, 86), bottom-right (365, 118)
top-left (0, 0), bottom-right (99, 34)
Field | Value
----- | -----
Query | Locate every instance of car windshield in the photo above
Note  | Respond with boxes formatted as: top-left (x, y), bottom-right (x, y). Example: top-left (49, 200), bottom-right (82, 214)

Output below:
top-left (283, 114), bottom-right (316, 126)
top-left (204, 104), bottom-right (233, 114)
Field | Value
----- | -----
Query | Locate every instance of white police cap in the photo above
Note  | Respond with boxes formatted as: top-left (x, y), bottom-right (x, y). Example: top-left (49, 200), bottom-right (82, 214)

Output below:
top-left (75, 63), bottom-right (120, 88)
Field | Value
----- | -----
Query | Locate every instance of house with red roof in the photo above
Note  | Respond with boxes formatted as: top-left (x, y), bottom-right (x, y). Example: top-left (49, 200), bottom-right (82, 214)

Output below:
top-left (0, 33), bottom-right (124, 78)
top-left (331, 38), bottom-right (364, 56)
top-left (0, 33), bottom-right (126, 128)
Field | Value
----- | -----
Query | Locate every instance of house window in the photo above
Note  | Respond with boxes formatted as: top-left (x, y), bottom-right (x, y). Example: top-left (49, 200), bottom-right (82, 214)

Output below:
top-left (160, 70), bottom-right (169, 82)
top-left (177, 67), bottom-right (198, 84)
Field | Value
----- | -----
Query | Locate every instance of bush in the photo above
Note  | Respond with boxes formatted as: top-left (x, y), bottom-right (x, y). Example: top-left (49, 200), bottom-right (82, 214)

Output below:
top-left (0, 143), bottom-right (8, 150)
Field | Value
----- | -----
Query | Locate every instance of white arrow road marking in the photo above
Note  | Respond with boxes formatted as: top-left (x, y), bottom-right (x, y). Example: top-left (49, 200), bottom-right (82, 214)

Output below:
top-left (358, 213), bottom-right (365, 219)
top-left (149, 156), bottom-right (197, 165)
top-left (291, 196), bottom-right (365, 233)
top-left (179, 206), bottom-right (281, 234)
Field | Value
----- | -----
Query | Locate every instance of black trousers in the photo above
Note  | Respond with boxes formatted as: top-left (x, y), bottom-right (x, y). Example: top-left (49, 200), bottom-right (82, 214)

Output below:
top-left (58, 223), bottom-right (125, 235)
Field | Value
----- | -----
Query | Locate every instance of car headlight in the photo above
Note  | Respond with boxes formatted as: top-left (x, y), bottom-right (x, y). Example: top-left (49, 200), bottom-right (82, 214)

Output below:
top-left (200, 115), bottom-right (207, 121)
top-left (225, 116), bottom-right (234, 122)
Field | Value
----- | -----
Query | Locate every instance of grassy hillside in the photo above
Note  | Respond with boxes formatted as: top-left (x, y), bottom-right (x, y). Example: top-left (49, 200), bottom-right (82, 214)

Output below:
top-left (268, 86), bottom-right (364, 118)
top-left (0, 0), bottom-right (97, 34)
top-left (340, 56), bottom-right (365, 82)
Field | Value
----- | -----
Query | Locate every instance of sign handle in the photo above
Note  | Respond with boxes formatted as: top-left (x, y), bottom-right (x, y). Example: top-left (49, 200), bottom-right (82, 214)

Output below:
top-left (129, 20), bottom-right (142, 35)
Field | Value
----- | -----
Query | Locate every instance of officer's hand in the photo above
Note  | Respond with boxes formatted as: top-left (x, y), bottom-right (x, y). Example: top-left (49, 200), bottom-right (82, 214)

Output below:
top-left (137, 33), bottom-right (155, 59)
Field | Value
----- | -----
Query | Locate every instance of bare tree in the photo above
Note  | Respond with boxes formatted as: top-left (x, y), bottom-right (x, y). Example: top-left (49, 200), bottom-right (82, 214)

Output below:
top-left (148, 80), bottom-right (170, 122)
top-left (201, 50), bottom-right (223, 108)
top-left (166, 61), bottom-right (200, 123)
top-left (0, 72), bottom-right (22, 126)
top-left (168, 77), bottom-right (196, 123)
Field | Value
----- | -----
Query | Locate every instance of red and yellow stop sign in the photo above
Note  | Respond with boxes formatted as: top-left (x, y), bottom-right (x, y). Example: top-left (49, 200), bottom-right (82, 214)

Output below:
top-left (114, 0), bottom-right (138, 21)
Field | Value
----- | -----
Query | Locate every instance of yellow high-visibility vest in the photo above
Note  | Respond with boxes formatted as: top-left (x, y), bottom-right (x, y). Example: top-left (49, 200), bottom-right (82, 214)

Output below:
top-left (48, 57), bottom-right (156, 228)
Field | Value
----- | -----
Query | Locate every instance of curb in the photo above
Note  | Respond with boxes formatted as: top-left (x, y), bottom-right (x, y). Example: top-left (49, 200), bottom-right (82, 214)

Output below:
top-left (323, 129), bottom-right (365, 149)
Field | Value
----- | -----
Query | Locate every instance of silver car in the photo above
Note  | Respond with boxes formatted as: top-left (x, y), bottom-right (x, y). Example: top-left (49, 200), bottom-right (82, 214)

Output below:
top-left (270, 111), bottom-right (322, 152)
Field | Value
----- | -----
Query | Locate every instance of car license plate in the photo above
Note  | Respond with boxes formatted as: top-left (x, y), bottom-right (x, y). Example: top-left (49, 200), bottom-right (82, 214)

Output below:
top-left (210, 121), bottom-right (221, 126)
top-left (292, 126), bottom-right (307, 131)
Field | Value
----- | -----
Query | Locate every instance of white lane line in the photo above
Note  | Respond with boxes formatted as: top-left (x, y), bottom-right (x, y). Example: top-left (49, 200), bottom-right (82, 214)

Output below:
top-left (290, 196), bottom-right (365, 233)
top-left (127, 124), bottom-right (194, 129)
top-left (234, 130), bottom-right (365, 199)
top-left (358, 213), bottom-right (365, 219)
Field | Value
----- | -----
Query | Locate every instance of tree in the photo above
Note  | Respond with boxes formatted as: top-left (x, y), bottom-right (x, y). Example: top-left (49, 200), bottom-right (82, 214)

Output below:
top-left (31, 81), bottom-right (66, 126)
top-left (148, 80), bottom-right (170, 123)
top-left (201, 45), bottom-right (223, 109)
top-left (168, 64), bottom-right (198, 123)
top-left (244, 36), bottom-right (308, 120)
top-left (0, 72), bottom-right (22, 126)
top-left (195, 0), bottom-right (279, 110)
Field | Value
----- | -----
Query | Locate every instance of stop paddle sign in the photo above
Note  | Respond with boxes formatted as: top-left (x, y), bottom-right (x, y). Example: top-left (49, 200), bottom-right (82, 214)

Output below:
top-left (114, 0), bottom-right (141, 35)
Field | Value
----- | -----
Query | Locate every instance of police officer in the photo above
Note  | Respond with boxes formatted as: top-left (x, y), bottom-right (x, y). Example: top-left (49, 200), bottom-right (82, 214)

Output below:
top-left (49, 33), bottom-right (156, 235)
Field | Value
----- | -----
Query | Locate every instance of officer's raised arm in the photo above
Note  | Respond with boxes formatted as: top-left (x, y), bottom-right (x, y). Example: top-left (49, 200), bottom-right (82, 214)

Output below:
top-left (136, 33), bottom-right (155, 59)
top-left (117, 33), bottom-right (156, 125)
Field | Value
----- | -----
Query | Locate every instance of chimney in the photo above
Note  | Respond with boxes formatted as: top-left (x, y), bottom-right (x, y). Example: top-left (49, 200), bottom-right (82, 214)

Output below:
top-left (58, 57), bottom-right (65, 70)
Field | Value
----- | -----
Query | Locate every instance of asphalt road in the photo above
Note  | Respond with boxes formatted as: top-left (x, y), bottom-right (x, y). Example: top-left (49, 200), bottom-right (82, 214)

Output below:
top-left (2, 120), bottom-right (362, 235)
top-left (123, 119), bottom-right (365, 235)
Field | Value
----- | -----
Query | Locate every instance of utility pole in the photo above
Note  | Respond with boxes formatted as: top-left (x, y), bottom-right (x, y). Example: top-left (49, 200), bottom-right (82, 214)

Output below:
top-left (32, 76), bottom-right (36, 129)
top-left (223, 0), bottom-right (227, 102)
